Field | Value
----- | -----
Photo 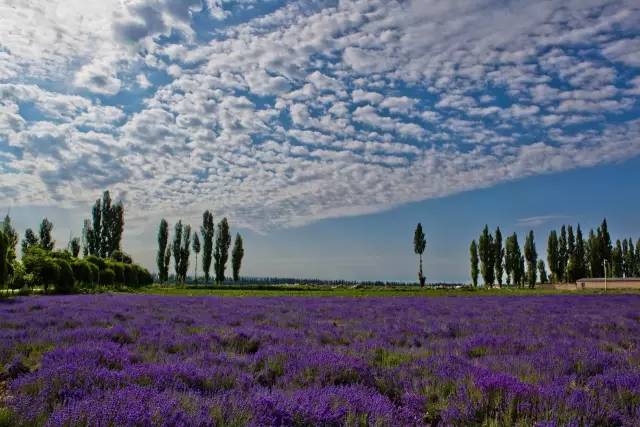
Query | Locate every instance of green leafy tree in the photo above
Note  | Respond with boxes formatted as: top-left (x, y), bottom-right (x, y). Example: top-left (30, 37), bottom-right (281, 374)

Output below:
top-left (2, 215), bottom-right (18, 267)
top-left (547, 231), bottom-right (559, 283)
top-left (231, 233), bottom-right (244, 282)
top-left (558, 226), bottom-right (567, 282)
top-left (21, 228), bottom-right (39, 256)
top-left (214, 218), bottom-right (231, 284)
top-left (566, 225), bottom-right (577, 282)
top-left (600, 218), bottom-right (612, 276)
top-left (99, 191), bottom-right (124, 257)
top-left (507, 235), bottom-right (523, 287)
top-left (157, 219), bottom-right (169, 283)
top-left (68, 237), bottom-right (81, 258)
top-left (624, 239), bottom-right (635, 278)
top-left (587, 229), bottom-right (601, 277)
top-left (469, 240), bottom-right (479, 287)
top-left (39, 218), bottom-right (55, 251)
top-left (478, 225), bottom-right (495, 287)
top-left (90, 197), bottom-right (102, 256)
top-left (636, 238), bottom-right (640, 276)
top-left (574, 225), bottom-right (586, 279)
top-left (537, 260), bottom-right (548, 284)
top-left (0, 230), bottom-right (8, 288)
top-left (178, 225), bottom-right (191, 284)
top-left (192, 231), bottom-right (201, 284)
top-left (414, 223), bottom-right (426, 286)
top-left (518, 255), bottom-right (526, 287)
top-left (494, 227), bottom-right (504, 287)
top-left (201, 210), bottom-right (215, 284)
top-left (524, 230), bottom-right (537, 288)
top-left (173, 221), bottom-right (183, 283)
top-left (612, 240), bottom-right (623, 277)
top-left (164, 242), bottom-right (172, 282)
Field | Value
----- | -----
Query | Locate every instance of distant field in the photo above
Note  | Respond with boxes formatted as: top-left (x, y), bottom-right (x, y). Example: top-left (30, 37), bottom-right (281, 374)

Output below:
top-left (2, 294), bottom-right (640, 425)
top-left (136, 284), bottom-right (640, 297)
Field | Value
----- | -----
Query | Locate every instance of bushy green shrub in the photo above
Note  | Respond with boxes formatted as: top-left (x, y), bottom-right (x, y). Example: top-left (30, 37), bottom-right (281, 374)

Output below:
top-left (23, 253), bottom-right (60, 293)
top-left (100, 268), bottom-right (115, 287)
top-left (71, 260), bottom-right (92, 285)
top-left (85, 255), bottom-right (107, 270)
top-left (124, 264), bottom-right (138, 288)
top-left (9, 261), bottom-right (26, 290)
top-left (50, 250), bottom-right (73, 261)
top-left (88, 263), bottom-right (99, 287)
top-left (110, 250), bottom-right (132, 264)
top-left (135, 265), bottom-right (153, 286)
top-left (54, 259), bottom-right (75, 294)
top-left (107, 261), bottom-right (125, 285)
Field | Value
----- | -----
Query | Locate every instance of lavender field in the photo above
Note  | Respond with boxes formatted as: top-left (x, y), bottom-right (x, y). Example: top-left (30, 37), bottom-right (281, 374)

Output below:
top-left (1, 295), bottom-right (640, 426)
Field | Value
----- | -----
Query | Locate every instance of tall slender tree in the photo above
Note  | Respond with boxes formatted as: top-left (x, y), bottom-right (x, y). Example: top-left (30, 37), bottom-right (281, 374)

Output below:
top-left (201, 211), bottom-right (215, 284)
top-left (636, 238), bottom-right (640, 276)
top-left (192, 231), bottom-right (201, 284)
top-left (524, 230), bottom-right (537, 288)
top-left (157, 219), bottom-right (169, 283)
top-left (600, 218), bottom-right (612, 275)
top-left (164, 243), bottom-right (172, 282)
top-left (575, 225), bottom-right (586, 279)
top-left (413, 223), bottom-right (426, 287)
top-left (173, 221), bottom-right (183, 283)
top-left (470, 240), bottom-right (479, 287)
top-left (68, 237), bottom-right (81, 258)
top-left (179, 225), bottom-right (191, 284)
top-left (213, 218), bottom-right (231, 284)
top-left (566, 225), bottom-right (577, 282)
top-left (537, 260), bottom-right (548, 284)
top-left (558, 226), bottom-right (567, 283)
top-left (612, 240), bottom-right (623, 277)
top-left (21, 228), bottom-right (39, 256)
top-left (624, 239), bottom-right (635, 278)
top-left (231, 233), bottom-right (244, 282)
top-left (39, 218), bottom-right (55, 251)
top-left (478, 225), bottom-right (495, 287)
top-left (91, 197), bottom-right (101, 256)
top-left (587, 229), bottom-right (601, 277)
top-left (494, 227), bottom-right (504, 287)
top-left (2, 215), bottom-right (18, 267)
top-left (0, 230), bottom-right (8, 288)
top-left (547, 231), bottom-right (559, 283)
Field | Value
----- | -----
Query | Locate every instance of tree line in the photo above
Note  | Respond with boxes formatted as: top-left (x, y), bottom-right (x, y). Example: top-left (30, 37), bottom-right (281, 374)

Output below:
top-left (546, 219), bottom-right (640, 282)
top-left (0, 191), bottom-right (152, 294)
top-left (469, 226), bottom-right (542, 288)
top-left (156, 211), bottom-right (244, 285)
top-left (469, 219), bottom-right (640, 287)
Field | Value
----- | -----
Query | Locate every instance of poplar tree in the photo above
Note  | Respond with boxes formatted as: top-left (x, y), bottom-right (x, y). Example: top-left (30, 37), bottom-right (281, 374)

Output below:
top-left (566, 225), bottom-right (577, 282)
top-left (612, 240), bottom-right (623, 277)
top-left (157, 219), bottom-right (169, 283)
top-left (91, 197), bottom-right (101, 256)
top-left (622, 239), bottom-right (630, 277)
top-left (68, 237), bottom-right (81, 258)
top-left (478, 225), bottom-right (495, 287)
top-left (0, 230), bottom-right (8, 288)
top-left (22, 228), bottom-right (39, 255)
top-left (164, 243), bottom-right (172, 282)
top-left (173, 221), bottom-right (183, 282)
top-left (587, 229), bottom-right (600, 277)
top-left (231, 233), bottom-right (244, 282)
top-left (201, 211), bottom-right (215, 284)
top-left (624, 239), bottom-right (635, 278)
top-left (470, 240), bottom-right (479, 287)
top-left (1, 215), bottom-right (17, 267)
top-left (547, 231), bottom-right (559, 283)
top-left (537, 260), bottom-right (548, 284)
top-left (635, 238), bottom-right (640, 276)
top-left (214, 218), bottom-right (231, 284)
top-left (558, 226), bottom-right (567, 283)
top-left (413, 223), bottom-right (426, 286)
top-left (179, 225), bottom-right (191, 284)
top-left (494, 227), bottom-right (504, 287)
top-left (193, 232), bottom-right (201, 284)
top-left (600, 219), bottom-right (612, 274)
top-left (524, 230), bottom-right (537, 288)
top-left (39, 218), bottom-right (55, 251)
top-left (575, 225), bottom-right (586, 279)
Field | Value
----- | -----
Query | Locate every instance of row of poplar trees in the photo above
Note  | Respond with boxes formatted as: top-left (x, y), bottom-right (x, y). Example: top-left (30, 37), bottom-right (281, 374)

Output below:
top-left (547, 219), bottom-right (640, 282)
top-left (156, 211), bottom-right (244, 285)
top-left (470, 226), bottom-right (543, 288)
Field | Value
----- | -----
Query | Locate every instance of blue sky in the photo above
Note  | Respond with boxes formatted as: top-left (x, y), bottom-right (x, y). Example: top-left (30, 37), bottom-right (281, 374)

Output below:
top-left (1, 0), bottom-right (639, 281)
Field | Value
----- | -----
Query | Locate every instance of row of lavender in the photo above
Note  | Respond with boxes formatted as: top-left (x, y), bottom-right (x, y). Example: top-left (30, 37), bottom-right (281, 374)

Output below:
top-left (1, 295), bottom-right (640, 426)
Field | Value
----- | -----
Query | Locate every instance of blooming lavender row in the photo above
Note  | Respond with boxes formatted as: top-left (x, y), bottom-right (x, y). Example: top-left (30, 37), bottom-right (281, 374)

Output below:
top-left (1, 294), bottom-right (640, 426)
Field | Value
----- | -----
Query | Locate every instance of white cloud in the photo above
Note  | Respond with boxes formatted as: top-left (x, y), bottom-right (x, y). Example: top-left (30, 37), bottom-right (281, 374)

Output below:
top-left (0, 0), bottom-right (639, 232)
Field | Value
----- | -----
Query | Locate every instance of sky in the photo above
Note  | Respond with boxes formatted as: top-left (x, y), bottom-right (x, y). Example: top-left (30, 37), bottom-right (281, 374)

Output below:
top-left (1, 0), bottom-right (639, 282)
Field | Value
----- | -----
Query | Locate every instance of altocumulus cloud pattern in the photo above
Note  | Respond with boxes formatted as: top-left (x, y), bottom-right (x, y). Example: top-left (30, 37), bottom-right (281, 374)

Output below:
top-left (1, 0), bottom-right (639, 229)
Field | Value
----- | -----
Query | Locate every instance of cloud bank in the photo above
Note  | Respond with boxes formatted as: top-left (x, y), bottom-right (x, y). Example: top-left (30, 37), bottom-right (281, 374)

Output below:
top-left (1, 0), bottom-right (639, 230)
